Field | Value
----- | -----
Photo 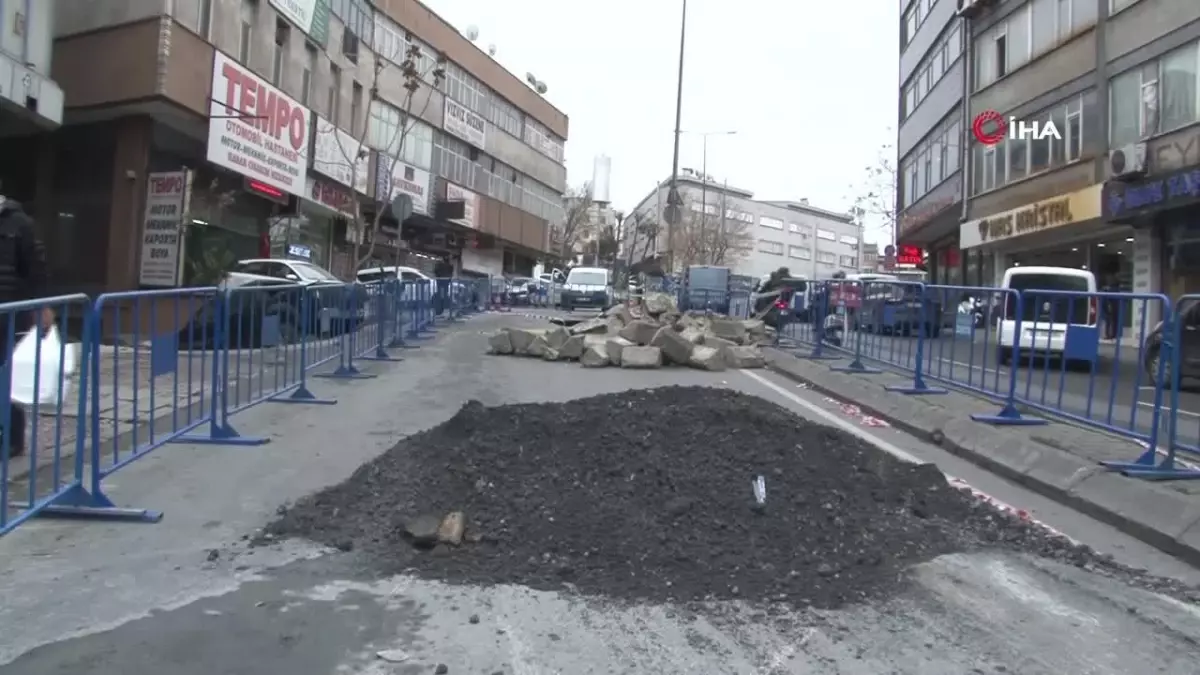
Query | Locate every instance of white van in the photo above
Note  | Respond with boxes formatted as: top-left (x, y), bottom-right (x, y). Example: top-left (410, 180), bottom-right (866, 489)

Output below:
top-left (996, 266), bottom-right (1099, 365)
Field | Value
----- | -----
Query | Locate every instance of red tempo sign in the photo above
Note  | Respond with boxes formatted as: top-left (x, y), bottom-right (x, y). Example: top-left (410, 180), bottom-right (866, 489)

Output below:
top-left (896, 244), bottom-right (924, 266)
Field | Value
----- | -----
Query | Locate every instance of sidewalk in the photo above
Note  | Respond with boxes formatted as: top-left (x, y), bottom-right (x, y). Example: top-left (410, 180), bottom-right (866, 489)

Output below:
top-left (763, 346), bottom-right (1200, 566)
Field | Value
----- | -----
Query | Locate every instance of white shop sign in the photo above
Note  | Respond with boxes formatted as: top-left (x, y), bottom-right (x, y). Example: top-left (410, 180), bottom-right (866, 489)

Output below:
top-left (206, 51), bottom-right (312, 197)
top-left (443, 97), bottom-right (486, 148)
top-left (138, 171), bottom-right (189, 287)
top-left (445, 183), bottom-right (477, 228)
top-left (311, 115), bottom-right (369, 194)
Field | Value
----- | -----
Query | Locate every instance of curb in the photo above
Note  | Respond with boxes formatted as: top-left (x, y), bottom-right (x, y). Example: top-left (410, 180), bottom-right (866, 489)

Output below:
top-left (761, 346), bottom-right (1200, 568)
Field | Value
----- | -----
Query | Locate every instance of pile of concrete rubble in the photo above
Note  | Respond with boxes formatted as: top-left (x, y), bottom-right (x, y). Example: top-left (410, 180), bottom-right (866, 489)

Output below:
top-left (486, 292), bottom-right (772, 370)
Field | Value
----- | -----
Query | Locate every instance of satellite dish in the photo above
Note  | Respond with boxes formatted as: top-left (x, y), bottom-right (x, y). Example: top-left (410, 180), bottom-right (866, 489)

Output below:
top-left (465, 25), bottom-right (479, 40)
top-left (525, 72), bottom-right (536, 84)
top-left (536, 82), bottom-right (548, 94)
top-left (488, 44), bottom-right (497, 56)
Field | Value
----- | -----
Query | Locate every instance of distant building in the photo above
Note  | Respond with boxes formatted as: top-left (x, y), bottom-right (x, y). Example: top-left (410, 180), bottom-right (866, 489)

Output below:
top-left (861, 242), bottom-right (880, 273)
top-left (623, 173), bottom-right (862, 280)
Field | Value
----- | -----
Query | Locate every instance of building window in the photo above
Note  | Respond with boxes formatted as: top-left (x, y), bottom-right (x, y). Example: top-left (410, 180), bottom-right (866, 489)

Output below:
top-left (789, 245), bottom-right (811, 260)
top-left (902, 22), bottom-right (965, 120)
top-left (523, 117), bottom-right (564, 163)
top-left (759, 216), bottom-right (784, 230)
top-left (488, 95), bottom-right (523, 138)
top-left (839, 234), bottom-right (858, 246)
top-left (445, 62), bottom-right (488, 116)
top-left (758, 240), bottom-right (784, 256)
top-left (198, 0), bottom-right (213, 39)
top-left (817, 229), bottom-right (835, 241)
top-left (788, 222), bottom-right (807, 235)
top-left (817, 251), bottom-right (836, 264)
top-left (301, 43), bottom-right (317, 106)
top-left (972, 91), bottom-right (1094, 195)
top-left (1161, 43), bottom-right (1197, 133)
top-left (239, 0), bottom-right (255, 64)
top-left (840, 255), bottom-right (857, 268)
top-left (1110, 0), bottom-right (1142, 12)
top-left (272, 19), bottom-right (289, 86)
top-left (368, 100), bottom-right (434, 168)
top-left (351, 82), bottom-right (363, 137)
top-left (328, 64), bottom-right (342, 126)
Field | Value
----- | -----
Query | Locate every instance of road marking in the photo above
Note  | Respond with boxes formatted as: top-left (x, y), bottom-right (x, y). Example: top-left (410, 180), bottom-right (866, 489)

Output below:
top-left (740, 370), bottom-right (923, 464)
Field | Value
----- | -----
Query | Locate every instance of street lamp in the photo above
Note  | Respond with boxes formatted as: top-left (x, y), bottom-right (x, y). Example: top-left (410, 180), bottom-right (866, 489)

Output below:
top-left (667, 0), bottom-right (688, 274)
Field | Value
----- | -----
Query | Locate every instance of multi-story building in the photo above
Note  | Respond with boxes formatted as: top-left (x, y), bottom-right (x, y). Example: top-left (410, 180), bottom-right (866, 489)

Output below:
top-left (896, 0), bottom-right (966, 283)
top-left (0, 3), bottom-right (63, 148)
top-left (861, 242), bottom-right (881, 273)
top-left (939, 0), bottom-right (1197, 331)
top-left (0, 0), bottom-right (566, 295)
top-left (624, 174), bottom-right (862, 280)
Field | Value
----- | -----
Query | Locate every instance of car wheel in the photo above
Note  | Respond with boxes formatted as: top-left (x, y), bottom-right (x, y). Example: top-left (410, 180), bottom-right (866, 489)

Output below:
top-left (1145, 342), bottom-right (1170, 387)
top-left (997, 346), bottom-right (1012, 366)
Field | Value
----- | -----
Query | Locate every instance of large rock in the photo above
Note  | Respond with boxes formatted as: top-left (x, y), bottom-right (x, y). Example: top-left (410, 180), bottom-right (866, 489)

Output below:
top-left (542, 347), bottom-right (561, 361)
top-left (643, 292), bottom-right (678, 316)
top-left (620, 346), bottom-right (662, 368)
top-left (708, 319), bottom-right (747, 344)
top-left (703, 334), bottom-right (737, 350)
top-left (488, 330), bottom-right (513, 354)
top-left (688, 345), bottom-right (727, 371)
top-left (526, 335), bottom-right (550, 357)
top-left (651, 326), bottom-right (695, 365)
top-left (545, 326), bottom-right (571, 349)
top-left (678, 327), bottom-right (705, 344)
top-left (618, 319), bottom-right (661, 346)
top-left (606, 336), bottom-right (634, 366)
top-left (570, 317), bottom-right (609, 335)
top-left (508, 328), bottom-right (545, 354)
top-left (404, 514), bottom-right (442, 546)
top-left (559, 335), bottom-right (585, 360)
top-left (608, 304), bottom-right (636, 326)
top-left (580, 343), bottom-right (610, 367)
top-left (724, 345), bottom-right (765, 368)
top-left (742, 320), bottom-right (768, 345)
top-left (583, 333), bottom-right (609, 348)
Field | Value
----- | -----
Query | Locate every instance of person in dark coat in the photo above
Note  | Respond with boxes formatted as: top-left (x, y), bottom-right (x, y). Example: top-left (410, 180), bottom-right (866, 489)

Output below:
top-left (433, 257), bottom-right (454, 315)
top-left (0, 197), bottom-right (51, 459)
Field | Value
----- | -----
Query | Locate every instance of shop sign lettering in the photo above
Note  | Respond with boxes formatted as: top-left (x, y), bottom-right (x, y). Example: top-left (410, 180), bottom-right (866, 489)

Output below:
top-left (443, 98), bottom-right (486, 148)
top-left (308, 177), bottom-right (355, 217)
top-left (978, 198), bottom-right (1072, 242)
top-left (139, 171), bottom-right (189, 287)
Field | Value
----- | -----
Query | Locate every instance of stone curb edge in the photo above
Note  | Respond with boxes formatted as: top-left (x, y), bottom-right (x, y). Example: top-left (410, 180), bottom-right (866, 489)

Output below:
top-left (761, 347), bottom-right (1200, 569)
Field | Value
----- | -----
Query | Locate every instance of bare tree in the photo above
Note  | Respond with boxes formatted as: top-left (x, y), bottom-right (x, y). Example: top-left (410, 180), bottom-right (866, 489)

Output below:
top-left (849, 140), bottom-right (899, 246)
top-left (668, 199), bottom-right (753, 268)
top-left (319, 42), bottom-right (446, 270)
top-left (559, 183), bottom-right (593, 261)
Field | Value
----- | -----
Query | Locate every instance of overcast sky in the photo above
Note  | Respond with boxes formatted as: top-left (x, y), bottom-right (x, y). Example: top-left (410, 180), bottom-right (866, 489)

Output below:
top-left (421, 0), bottom-right (900, 245)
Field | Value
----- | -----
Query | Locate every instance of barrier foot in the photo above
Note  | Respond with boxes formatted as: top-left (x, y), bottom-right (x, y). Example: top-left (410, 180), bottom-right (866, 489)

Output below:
top-left (830, 359), bottom-right (880, 374)
top-left (360, 351), bottom-right (402, 362)
top-left (387, 334), bottom-right (419, 349)
top-left (407, 330), bottom-right (434, 341)
top-left (802, 352), bottom-right (842, 361)
top-left (314, 364), bottom-right (376, 379)
top-left (886, 381), bottom-right (948, 395)
top-left (32, 484), bottom-right (164, 524)
top-left (970, 404), bottom-right (1046, 426)
top-left (270, 384), bottom-right (337, 405)
top-left (178, 422), bottom-right (271, 446)
top-left (1120, 466), bottom-right (1200, 480)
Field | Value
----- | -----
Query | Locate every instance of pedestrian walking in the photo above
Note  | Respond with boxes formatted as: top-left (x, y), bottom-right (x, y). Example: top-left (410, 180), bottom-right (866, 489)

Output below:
top-left (0, 196), bottom-right (51, 460)
top-left (1101, 275), bottom-right (1119, 340)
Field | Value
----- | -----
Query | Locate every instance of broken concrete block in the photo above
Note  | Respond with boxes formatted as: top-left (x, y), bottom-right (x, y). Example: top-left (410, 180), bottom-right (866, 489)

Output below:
top-left (606, 317), bottom-right (625, 334)
top-left (703, 334), bottom-right (737, 350)
top-left (688, 345), bottom-right (727, 371)
top-left (437, 512), bottom-right (466, 546)
top-left (679, 327), bottom-right (705, 344)
top-left (609, 304), bottom-right (635, 326)
top-left (724, 345), bottom-right (765, 368)
top-left (507, 328), bottom-right (544, 354)
top-left (580, 343), bottom-right (610, 367)
top-left (526, 335), bottom-right (550, 357)
top-left (583, 333), bottom-right (609, 348)
top-left (651, 326), bottom-right (695, 365)
top-left (709, 319), bottom-right (747, 344)
top-left (606, 336), bottom-right (634, 366)
top-left (542, 347), bottom-right (560, 361)
top-left (545, 326), bottom-right (570, 349)
top-left (559, 335), bottom-right (585, 360)
top-left (618, 319), bottom-right (660, 346)
top-left (404, 514), bottom-right (442, 546)
top-left (643, 292), bottom-right (678, 316)
top-left (620, 346), bottom-right (662, 368)
top-left (488, 330), bottom-right (513, 354)
top-left (569, 317), bottom-right (609, 335)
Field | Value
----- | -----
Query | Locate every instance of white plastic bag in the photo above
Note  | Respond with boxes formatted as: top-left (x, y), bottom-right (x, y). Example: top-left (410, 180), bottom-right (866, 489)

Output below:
top-left (10, 326), bottom-right (79, 406)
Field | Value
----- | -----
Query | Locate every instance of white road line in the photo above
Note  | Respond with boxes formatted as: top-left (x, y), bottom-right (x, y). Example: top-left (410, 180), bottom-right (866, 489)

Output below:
top-left (740, 370), bottom-right (923, 464)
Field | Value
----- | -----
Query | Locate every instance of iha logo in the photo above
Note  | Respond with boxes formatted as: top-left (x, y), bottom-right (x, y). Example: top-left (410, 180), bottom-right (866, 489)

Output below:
top-left (972, 110), bottom-right (1061, 146)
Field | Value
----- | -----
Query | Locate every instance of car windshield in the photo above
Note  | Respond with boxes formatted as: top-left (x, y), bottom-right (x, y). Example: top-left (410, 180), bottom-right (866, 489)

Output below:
top-left (292, 263), bottom-right (340, 282)
top-left (1005, 274), bottom-right (1091, 323)
top-left (567, 271), bottom-right (606, 286)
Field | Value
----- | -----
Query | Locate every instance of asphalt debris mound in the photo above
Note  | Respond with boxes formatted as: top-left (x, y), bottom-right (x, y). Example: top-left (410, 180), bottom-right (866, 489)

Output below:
top-left (265, 386), bottom-right (1157, 609)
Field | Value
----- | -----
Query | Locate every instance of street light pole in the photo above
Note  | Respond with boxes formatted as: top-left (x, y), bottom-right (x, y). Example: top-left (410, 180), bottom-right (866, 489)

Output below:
top-left (667, 0), bottom-right (687, 274)
top-left (700, 135), bottom-right (708, 263)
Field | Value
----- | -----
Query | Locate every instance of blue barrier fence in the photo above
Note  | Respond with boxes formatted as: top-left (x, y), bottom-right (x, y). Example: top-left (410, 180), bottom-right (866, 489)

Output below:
top-left (0, 277), bottom-right (487, 536)
top-left (770, 279), bottom-right (1200, 481)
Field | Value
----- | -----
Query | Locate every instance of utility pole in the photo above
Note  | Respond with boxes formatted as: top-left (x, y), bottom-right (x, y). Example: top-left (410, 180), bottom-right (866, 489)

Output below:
top-left (667, 0), bottom-right (687, 275)
top-left (700, 136), bottom-right (708, 263)
top-left (719, 180), bottom-right (727, 267)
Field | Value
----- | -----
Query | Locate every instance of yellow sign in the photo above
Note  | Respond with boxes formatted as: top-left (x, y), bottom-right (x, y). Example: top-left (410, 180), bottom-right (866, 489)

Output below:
top-left (960, 184), bottom-right (1102, 249)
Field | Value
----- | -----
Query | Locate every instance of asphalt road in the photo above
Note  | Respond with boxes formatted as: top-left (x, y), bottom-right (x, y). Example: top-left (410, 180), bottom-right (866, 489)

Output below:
top-left (0, 313), bottom-right (1198, 674)
top-left (781, 323), bottom-right (1200, 451)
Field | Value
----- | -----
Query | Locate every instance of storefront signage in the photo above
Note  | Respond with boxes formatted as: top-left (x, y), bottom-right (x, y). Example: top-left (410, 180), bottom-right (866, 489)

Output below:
top-left (896, 244), bottom-right (923, 265)
top-left (269, 0), bottom-right (330, 45)
top-left (374, 155), bottom-right (429, 216)
top-left (306, 176), bottom-right (355, 218)
top-left (287, 244), bottom-right (312, 260)
top-left (959, 184), bottom-right (1102, 249)
top-left (138, 171), bottom-right (189, 287)
top-left (207, 51), bottom-right (312, 198)
top-left (443, 98), bottom-right (486, 148)
top-left (312, 116), bottom-right (369, 194)
top-left (445, 183), bottom-right (477, 228)
top-left (1103, 164), bottom-right (1200, 221)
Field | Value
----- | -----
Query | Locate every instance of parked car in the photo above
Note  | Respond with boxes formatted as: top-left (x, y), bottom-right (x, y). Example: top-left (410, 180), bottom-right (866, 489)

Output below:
top-left (507, 277), bottom-right (536, 305)
top-left (356, 265), bottom-right (437, 305)
top-left (232, 258), bottom-right (366, 332)
top-left (178, 275), bottom-right (317, 347)
top-left (1143, 301), bottom-right (1200, 387)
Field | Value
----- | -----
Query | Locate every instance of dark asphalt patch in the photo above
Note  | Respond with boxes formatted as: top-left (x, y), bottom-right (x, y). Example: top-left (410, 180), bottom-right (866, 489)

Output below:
top-left (263, 387), bottom-right (1199, 609)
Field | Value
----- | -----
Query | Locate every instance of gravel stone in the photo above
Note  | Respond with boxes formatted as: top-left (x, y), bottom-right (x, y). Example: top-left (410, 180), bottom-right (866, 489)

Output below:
top-left (264, 388), bottom-right (1198, 609)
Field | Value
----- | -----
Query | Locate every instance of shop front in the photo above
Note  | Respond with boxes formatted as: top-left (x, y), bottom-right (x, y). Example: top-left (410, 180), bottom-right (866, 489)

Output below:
top-left (373, 154), bottom-right (440, 273)
top-left (440, 180), bottom-right (501, 278)
top-left (897, 173), bottom-right (962, 286)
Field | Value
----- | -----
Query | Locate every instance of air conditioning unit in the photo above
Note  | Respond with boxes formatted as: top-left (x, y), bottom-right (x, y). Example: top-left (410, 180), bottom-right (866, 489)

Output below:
top-left (957, 0), bottom-right (998, 18)
top-left (1109, 142), bottom-right (1148, 180)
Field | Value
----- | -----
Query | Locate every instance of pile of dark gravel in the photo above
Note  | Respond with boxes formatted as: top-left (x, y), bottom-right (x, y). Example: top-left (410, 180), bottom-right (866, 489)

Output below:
top-left (263, 386), bottom-right (1181, 609)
